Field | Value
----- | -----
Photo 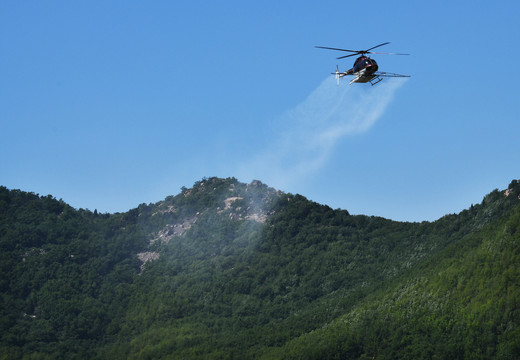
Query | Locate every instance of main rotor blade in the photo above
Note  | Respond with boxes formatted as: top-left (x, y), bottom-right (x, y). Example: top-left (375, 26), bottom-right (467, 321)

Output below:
top-left (365, 42), bottom-right (390, 52)
top-left (368, 51), bottom-right (410, 56)
top-left (336, 53), bottom-right (359, 59)
top-left (316, 43), bottom-right (408, 59)
top-left (315, 46), bottom-right (359, 53)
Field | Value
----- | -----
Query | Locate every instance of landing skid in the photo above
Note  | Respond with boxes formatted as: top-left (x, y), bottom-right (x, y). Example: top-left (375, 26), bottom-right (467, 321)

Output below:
top-left (369, 76), bottom-right (383, 86)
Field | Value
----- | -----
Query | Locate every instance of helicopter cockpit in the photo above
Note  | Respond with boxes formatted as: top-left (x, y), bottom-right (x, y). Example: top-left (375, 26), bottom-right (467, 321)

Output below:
top-left (353, 56), bottom-right (378, 74)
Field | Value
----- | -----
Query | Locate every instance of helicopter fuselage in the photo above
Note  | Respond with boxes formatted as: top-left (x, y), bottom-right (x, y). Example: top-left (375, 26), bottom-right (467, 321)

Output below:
top-left (348, 56), bottom-right (379, 75)
top-left (343, 56), bottom-right (380, 84)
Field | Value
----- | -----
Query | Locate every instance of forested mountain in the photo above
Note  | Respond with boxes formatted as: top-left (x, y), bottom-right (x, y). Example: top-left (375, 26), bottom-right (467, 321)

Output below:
top-left (1, 177), bottom-right (519, 359)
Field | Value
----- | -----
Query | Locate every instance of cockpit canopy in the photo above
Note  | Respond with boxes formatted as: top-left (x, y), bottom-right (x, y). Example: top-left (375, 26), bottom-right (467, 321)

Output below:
top-left (353, 56), bottom-right (378, 73)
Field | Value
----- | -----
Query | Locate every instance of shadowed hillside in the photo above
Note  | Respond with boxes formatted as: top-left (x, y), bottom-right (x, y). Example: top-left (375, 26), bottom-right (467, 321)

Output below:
top-left (1, 177), bottom-right (519, 359)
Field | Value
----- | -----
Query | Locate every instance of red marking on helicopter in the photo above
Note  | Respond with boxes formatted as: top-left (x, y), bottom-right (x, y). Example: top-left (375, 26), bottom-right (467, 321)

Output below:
top-left (316, 42), bottom-right (410, 85)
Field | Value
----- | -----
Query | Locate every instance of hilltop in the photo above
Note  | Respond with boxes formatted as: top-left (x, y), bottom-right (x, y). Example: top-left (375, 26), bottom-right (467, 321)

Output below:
top-left (1, 177), bottom-right (519, 359)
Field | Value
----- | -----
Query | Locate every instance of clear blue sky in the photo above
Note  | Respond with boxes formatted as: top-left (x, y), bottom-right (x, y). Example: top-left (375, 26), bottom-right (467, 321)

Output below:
top-left (1, 1), bottom-right (519, 222)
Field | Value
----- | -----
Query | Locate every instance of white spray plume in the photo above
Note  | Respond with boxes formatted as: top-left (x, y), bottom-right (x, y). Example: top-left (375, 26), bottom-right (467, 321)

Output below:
top-left (237, 76), bottom-right (407, 190)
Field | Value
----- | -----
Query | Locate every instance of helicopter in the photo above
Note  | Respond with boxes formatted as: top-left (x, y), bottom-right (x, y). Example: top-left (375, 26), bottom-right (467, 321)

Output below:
top-left (315, 42), bottom-right (410, 85)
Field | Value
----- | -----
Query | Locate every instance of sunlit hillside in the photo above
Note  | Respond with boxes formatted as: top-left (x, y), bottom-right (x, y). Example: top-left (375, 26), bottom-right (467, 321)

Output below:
top-left (1, 178), bottom-right (519, 359)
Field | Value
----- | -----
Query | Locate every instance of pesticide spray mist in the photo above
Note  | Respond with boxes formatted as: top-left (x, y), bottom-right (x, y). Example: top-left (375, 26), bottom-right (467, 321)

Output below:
top-left (237, 76), bottom-right (407, 191)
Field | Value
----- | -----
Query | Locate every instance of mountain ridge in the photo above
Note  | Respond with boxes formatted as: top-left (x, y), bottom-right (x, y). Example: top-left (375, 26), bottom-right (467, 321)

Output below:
top-left (1, 177), bottom-right (519, 359)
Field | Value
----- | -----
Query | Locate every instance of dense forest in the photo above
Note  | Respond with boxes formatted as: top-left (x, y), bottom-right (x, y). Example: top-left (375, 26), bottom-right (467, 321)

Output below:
top-left (1, 177), bottom-right (519, 359)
